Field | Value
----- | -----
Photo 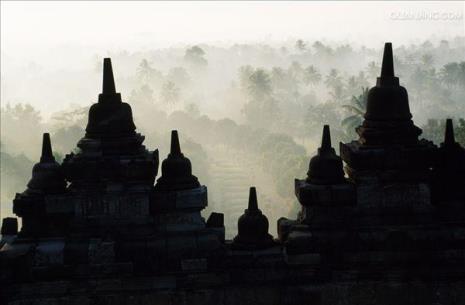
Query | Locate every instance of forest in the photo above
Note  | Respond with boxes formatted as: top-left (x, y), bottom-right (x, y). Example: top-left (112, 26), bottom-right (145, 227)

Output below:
top-left (2, 38), bottom-right (465, 237)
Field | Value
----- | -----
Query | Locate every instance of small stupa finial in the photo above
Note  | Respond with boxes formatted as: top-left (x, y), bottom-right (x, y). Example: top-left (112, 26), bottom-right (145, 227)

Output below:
top-left (376, 42), bottom-right (399, 87)
top-left (102, 58), bottom-right (116, 94)
top-left (307, 125), bottom-right (344, 184)
top-left (170, 130), bottom-right (182, 156)
top-left (232, 185), bottom-right (274, 249)
top-left (248, 187), bottom-right (258, 211)
top-left (155, 129), bottom-right (200, 191)
top-left (40, 133), bottom-right (55, 163)
top-left (321, 125), bottom-right (332, 152)
top-left (381, 42), bottom-right (394, 78)
top-left (445, 119), bottom-right (455, 145)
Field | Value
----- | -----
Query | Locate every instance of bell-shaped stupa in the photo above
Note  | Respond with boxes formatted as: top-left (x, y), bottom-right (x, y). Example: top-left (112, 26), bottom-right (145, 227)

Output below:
top-left (357, 43), bottom-right (422, 146)
top-left (232, 187), bottom-right (274, 249)
top-left (307, 125), bottom-right (345, 184)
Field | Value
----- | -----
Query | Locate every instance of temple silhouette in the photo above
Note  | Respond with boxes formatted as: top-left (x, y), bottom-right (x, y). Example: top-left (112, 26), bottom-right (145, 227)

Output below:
top-left (1, 43), bottom-right (465, 305)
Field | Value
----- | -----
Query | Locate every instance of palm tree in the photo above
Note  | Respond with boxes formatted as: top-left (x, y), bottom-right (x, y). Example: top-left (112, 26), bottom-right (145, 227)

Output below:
top-left (313, 41), bottom-right (333, 57)
top-left (440, 62), bottom-right (460, 88)
top-left (184, 45), bottom-right (208, 68)
top-left (324, 69), bottom-right (343, 91)
top-left (341, 87), bottom-right (369, 135)
top-left (345, 75), bottom-right (365, 99)
top-left (247, 69), bottom-right (272, 101)
top-left (459, 62), bottom-right (465, 89)
top-left (271, 67), bottom-right (290, 92)
top-left (50, 106), bottom-right (88, 127)
top-left (137, 58), bottom-right (163, 84)
top-left (303, 65), bottom-right (321, 86)
top-left (288, 61), bottom-right (305, 83)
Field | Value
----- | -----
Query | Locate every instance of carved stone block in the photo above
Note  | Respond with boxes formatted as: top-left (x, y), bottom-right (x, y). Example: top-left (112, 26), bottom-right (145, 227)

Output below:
top-left (295, 179), bottom-right (356, 207)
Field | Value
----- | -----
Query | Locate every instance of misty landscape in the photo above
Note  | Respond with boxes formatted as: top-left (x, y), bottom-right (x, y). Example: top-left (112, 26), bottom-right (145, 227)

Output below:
top-left (1, 2), bottom-right (464, 239)
top-left (2, 38), bottom-right (465, 237)
top-left (3, 3), bottom-right (465, 305)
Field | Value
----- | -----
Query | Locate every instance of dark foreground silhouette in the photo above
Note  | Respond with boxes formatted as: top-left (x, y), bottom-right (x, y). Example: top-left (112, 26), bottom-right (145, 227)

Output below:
top-left (1, 43), bottom-right (465, 305)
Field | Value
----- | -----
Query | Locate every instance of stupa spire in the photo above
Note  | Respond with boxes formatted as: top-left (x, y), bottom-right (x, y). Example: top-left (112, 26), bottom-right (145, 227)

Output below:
top-left (444, 119), bottom-right (455, 146)
top-left (377, 42), bottom-right (399, 87)
top-left (170, 130), bottom-right (182, 156)
top-left (86, 58), bottom-right (135, 137)
top-left (102, 58), bottom-right (116, 94)
top-left (40, 133), bottom-right (55, 163)
top-left (321, 125), bottom-right (332, 153)
top-left (248, 187), bottom-right (258, 211)
top-left (381, 42), bottom-right (394, 78)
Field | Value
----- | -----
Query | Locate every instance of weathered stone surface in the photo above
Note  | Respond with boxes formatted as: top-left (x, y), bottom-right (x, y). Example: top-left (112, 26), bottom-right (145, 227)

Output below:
top-left (88, 239), bottom-right (115, 264)
top-left (152, 186), bottom-right (208, 212)
top-left (295, 179), bottom-right (356, 207)
top-left (355, 180), bottom-right (431, 209)
top-left (340, 140), bottom-right (435, 175)
top-left (45, 195), bottom-right (74, 214)
top-left (34, 239), bottom-right (65, 266)
top-left (181, 258), bottom-right (208, 271)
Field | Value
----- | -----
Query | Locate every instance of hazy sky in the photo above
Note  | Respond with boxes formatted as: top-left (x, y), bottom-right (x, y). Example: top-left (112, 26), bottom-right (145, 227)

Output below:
top-left (2, 1), bottom-right (464, 55)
